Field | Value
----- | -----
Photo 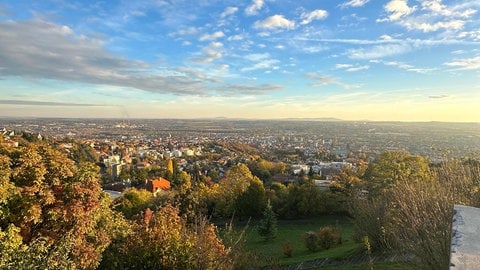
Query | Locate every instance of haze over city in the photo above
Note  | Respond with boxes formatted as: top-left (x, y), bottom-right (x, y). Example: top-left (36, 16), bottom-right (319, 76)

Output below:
top-left (1, 0), bottom-right (480, 122)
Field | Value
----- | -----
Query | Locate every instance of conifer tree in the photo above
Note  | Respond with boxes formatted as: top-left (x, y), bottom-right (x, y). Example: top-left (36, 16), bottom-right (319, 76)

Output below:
top-left (257, 200), bottom-right (277, 241)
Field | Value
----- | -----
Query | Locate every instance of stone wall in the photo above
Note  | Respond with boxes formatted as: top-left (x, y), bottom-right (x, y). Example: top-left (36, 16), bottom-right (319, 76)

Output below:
top-left (450, 205), bottom-right (480, 269)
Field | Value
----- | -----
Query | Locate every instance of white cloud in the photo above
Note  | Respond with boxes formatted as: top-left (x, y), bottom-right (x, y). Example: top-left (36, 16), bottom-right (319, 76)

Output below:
top-left (347, 66), bottom-right (369, 72)
top-left (421, 0), bottom-right (476, 18)
top-left (199, 31), bottom-right (225, 41)
top-left (335, 64), bottom-right (353, 69)
top-left (227, 33), bottom-right (248, 41)
top-left (0, 18), bottom-right (232, 96)
top-left (444, 56), bottom-right (480, 70)
top-left (254, 15), bottom-right (295, 30)
top-left (380, 34), bottom-right (394, 40)
top-left (305, 73), bottom-right (361, 89)
top-left (301, 45), bottom-right (328, 53)
top-left (192, 42), bottom-right (224, 63)
top-left (169, 26), bottom-right (200, 39)
top-left (458, 30), bottom-right (480, 41)
top-left (382, 0), bottom-right (417, 21)
top-left (241, 59), bottom-right (280, 72)
top-left (335, 63), bottom-right (370, 72)
top-left (340, 0), bottom-right (370, 8)
top-left (379, 0), bottom-right (476, 33)
top-left (347, 43), bottom-right (411, 59)
top-left (244, 53), bottom-right (270, 61)
top-left (221, 6), bottom-right (238, 18)
top-left (406, 20), bottom-right (465, 32)
top-left (245, 0), bottom-right (265, 16)
top-left (300, 9), bottom-right (328, 25)
top-left (218, 64), bottom-right (229, 71)
top-left (451, 50), bottom-right (467, 55)
top-left (369, 60), bottom-right (436, 73)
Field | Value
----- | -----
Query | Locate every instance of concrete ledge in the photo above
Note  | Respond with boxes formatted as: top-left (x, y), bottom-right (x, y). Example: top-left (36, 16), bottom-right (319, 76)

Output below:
top-left (450, 205), bottom-right (480, 270)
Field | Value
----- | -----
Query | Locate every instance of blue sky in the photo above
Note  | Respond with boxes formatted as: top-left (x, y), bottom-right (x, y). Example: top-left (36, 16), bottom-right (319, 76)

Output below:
top-left (0, 0), bottom-right (479, 121)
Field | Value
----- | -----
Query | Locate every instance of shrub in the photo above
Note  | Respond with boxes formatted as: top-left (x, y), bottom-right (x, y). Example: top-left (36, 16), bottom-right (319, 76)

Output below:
top-left (317, 226), bottom-right (342, 250)
top-left (351, 155), bottom-right (480, 270)
top-left (304, 231), bottom-right (318, 251)
top-left (282, 241), bottom-right (293, 257)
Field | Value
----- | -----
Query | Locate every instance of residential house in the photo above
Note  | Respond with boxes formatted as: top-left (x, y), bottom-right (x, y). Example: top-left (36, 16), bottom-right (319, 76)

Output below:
top-left (140, 177), bottom-right (171, 194)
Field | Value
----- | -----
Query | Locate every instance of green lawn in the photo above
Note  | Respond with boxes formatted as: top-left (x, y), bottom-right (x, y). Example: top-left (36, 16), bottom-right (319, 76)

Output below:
top-left (242, 215), bottom-right (361, 266)
top-left (237, 216), bottom-right (411, 269)
top-left (317, 262), bottom-right (411, 270)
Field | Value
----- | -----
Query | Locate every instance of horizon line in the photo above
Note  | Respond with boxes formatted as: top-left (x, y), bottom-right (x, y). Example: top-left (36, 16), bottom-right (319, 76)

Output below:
top-left (0, 116), bottom-right (479, 124)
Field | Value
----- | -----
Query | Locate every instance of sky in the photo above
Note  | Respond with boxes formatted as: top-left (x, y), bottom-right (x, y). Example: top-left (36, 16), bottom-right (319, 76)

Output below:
top-left (0, 0), bottom-right (479, 122)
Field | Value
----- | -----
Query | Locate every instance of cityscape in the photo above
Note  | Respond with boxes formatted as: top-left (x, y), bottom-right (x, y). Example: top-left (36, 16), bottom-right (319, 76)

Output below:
top-left (2, 117), bottom-right (479, 187)
top-left (1, 0), bottom-right (480, 269)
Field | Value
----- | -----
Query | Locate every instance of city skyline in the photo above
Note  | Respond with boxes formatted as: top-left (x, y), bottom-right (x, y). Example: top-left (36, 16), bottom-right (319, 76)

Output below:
top-left (1, 0), bottom-right (480, 122)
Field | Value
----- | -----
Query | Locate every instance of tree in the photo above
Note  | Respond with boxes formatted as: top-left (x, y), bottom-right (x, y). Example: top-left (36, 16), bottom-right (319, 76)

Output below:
top-left (69, 142), bottom-right (99, 164)
top-left (214, 164), bottom-right (253, 217)
top-left (214, 164), bottom-right (266, 218)
top-left (257, 200), bottom-right (277, 241)
top-left (235, 176), bottom-right (266, 218)
top-left (364, 150), bottom-right (431, 196)
top-left (166, 158), bottom-right (174, 180)
top-left (101, 205), bottom-right (232, 270)
top-left (114, 188), bottom-right (154, 219)
top-left (0, 141), bottom-right (120, 269)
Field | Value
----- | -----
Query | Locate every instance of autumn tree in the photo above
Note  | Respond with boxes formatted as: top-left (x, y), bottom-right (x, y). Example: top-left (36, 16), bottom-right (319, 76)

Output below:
top-left (363, 150), bottom-right (431, 196)
top-left (166, 158), bottom-right (174, 180)
top-left (101, 205), bottom-right (232, 270)
top-left (0, 141), bottom-right (121, 269)
top-left (214, 164), bottom-right (266, 218)
top-left (114, 188), bottom-right (155, 219)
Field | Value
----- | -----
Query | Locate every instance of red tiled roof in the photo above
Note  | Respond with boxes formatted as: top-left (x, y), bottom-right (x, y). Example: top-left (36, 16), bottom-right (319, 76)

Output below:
top-left (142, 177), bottom-right (171, 192)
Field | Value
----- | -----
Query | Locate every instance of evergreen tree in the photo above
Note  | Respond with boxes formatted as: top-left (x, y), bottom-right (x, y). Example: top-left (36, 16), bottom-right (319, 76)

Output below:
top-left (257, 200), bottom-right (277, 241)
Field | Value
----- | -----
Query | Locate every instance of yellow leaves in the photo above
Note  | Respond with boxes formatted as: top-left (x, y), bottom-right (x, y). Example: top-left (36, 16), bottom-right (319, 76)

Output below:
top-left (0, 140), bottom-right (115, 269)
top-left (25, 204), bottom-right (42, 224)
top-left (38, 145), bottom-right (76, 186)
top-left (0, 225), bottom-right (26, 268)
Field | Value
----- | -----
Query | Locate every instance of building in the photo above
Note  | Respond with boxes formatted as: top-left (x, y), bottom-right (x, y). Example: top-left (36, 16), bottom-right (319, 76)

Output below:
top-left (140, 177), bottom-right (171, 194)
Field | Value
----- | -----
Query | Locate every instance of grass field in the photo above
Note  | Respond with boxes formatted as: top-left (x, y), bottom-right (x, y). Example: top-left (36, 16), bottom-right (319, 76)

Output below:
top-left (237, 215), bottom-right (411, 269)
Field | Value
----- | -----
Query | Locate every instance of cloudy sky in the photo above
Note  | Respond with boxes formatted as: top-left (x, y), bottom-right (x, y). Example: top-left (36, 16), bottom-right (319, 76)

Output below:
top-left (0, 0), bottom-right (479, 121)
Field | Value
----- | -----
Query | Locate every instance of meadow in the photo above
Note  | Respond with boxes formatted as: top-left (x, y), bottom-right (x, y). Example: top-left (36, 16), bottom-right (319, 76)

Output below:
top-left (240, 216), bottom-right (411, 269)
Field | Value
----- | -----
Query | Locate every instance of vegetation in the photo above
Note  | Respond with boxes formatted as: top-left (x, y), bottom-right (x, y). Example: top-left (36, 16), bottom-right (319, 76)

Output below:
top-left (242, 216), bottom-right (359, 265)
top-left (351, 151), bottom-right (480, 269)
top-left (257, 200), bottom-right (277, 241)
top-left (100, 206), bottom-right (231, 270)
top-left (2, 133), bottom-right (480, 270)
top-left (317, 226), bottom-right (342, 250)
top-left (0, 141), bottom-right (122, 269)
